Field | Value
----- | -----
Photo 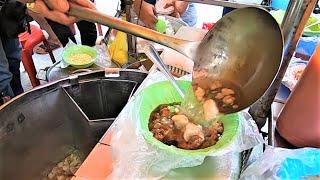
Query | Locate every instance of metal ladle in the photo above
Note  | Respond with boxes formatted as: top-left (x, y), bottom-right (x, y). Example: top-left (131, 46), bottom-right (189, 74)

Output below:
top-left (144, 44), bottom-right (185, 98)
top-left (68, 4), bottom-right (283, 114)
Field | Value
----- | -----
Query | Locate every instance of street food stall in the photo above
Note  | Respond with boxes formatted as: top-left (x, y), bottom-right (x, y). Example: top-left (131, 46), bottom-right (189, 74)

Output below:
top-left (0, 0), bottom-right (319, 179)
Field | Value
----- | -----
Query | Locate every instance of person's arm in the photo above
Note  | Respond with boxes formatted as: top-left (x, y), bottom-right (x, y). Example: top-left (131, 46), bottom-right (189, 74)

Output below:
top-left (21, 0), bottom-right (95, 25)
top-left (133, 0), bottom-right (157, 29)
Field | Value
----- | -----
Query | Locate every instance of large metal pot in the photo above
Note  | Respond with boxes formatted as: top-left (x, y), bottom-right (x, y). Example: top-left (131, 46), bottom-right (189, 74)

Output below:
top-left (0, 70), bottom-right (147, 179)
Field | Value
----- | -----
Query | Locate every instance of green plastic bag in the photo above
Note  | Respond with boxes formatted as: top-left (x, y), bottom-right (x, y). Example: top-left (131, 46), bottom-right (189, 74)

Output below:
top-left (138, 80), bottom-right (240, 156)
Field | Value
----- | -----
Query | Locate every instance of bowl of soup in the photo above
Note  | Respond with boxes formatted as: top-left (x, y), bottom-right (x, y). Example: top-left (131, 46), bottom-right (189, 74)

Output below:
top-left (135, 80), bottom-right (241, 156)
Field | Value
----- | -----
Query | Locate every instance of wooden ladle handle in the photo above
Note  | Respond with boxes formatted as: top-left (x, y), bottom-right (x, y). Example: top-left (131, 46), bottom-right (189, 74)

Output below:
top-left (68, 2), bottom-right (192, 56)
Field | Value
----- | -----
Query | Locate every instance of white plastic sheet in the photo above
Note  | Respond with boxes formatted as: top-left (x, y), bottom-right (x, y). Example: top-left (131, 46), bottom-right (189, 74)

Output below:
top-left (282, 57), bottom-right (308, 91)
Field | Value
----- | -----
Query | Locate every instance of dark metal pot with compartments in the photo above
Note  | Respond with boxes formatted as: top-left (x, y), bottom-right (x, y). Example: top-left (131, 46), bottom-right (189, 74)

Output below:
top-left (0, 69), bottom-right (147, 179)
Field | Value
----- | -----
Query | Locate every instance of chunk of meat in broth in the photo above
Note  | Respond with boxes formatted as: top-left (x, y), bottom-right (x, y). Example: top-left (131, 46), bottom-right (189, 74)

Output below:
top-left (188, 135), bottom-right (205, 149)
top-left (223, 95), bottom-right (235, 106)
top-left (160, 107), bottom-right (170, 117)
top-left (183, 123), bottom-right (204, 142)
top-left (149, 104), bottom-right (224, 150)
top-left (172, 115), bottom-right (189, 130)
top-left (203, 99), bottom-right (219, 121)
top-left (201, 121), bottom-right (223, 148)
top-left (221, 88), bottom-right (235, 96)
top-left (152, 122), bottom-right (174, 141)
top-left (210, 81), bottom-right (222, 90)
top-left (213, 121), bottom-right (224, 134)
top-left (194, 86), bottom-right (206, 101)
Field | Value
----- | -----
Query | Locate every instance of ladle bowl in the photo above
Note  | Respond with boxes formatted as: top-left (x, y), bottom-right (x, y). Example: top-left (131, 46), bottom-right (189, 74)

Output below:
top-left (67, 4), bottom-right (283, 114)
top-left (193, 8), bottom-right (283, 113)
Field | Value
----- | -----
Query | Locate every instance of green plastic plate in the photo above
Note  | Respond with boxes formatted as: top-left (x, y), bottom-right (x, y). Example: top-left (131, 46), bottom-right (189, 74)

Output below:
top-left (135, 80), bottom-right (241, 156)
top-left (62, 45), bottom-right (97, 69)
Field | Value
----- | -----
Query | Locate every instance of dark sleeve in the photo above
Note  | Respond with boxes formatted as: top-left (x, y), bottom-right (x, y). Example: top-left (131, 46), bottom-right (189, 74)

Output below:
top-left (144, 0), bottom-right (156, 5)
top-left (0, 0), bottom-right (27, 38)
top-left (0, 0), bottom-right (6, 9)
top-left (1, 0), bottom-right (16, 10)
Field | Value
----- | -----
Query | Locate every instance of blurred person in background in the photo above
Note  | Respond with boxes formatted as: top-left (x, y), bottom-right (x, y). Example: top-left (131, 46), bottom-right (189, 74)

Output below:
top-left (46, 17), bottom-right (97, 47)
top-left (0, 0), bottom-right (26, 105)
top-left (29, 0), bottom-right (97, 54)
top-left (133, 0), bottom-right (197, 29)
top-left (0, 0), bottom-right (95, 105)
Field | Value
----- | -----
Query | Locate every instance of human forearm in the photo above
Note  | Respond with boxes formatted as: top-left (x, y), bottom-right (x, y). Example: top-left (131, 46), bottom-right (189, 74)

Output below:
top-left (16, 0), bottom-right (95, 25)
top-left (133, 0), bottom-right (157, 28)
top-left (174, 1), bottom-right (188, 15)
top-left (133, 0), bottom-right (142, 13)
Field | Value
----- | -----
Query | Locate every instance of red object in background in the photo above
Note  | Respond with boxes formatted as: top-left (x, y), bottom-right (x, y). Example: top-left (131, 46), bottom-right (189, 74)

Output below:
top-left (276, 45), bottom-right (320, 148)
top-left (19, 25), bottom-right (55, 87)
top-left (202, 23), bottom-right (214, 30)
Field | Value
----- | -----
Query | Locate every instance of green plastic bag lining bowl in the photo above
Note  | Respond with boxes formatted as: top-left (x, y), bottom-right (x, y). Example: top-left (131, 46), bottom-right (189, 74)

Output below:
top-left (62, 45), bottom-right (97, 69)
top-left (270, 10), bottom-right (320, 36)
top-left (136, 80), bottom-right (240, 156)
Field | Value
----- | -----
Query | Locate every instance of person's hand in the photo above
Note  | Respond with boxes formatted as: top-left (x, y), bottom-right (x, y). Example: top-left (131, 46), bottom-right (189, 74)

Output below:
top-left (159, 0), bottom-right (187, 18)
top-left (163, 0), bottom-right (180, 18)
top-left (173, 1), bottom-right (188, 16)
top-left (32, 0), bottom-right (96, 25)
top-left (134, 1), bottom-right (157, 29)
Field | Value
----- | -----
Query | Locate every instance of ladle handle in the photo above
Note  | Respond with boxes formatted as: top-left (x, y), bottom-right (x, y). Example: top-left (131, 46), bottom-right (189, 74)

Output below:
top-left (144, 44), bottom-right (185, 98)
top-left (68, 3), bottom-right (192, 58)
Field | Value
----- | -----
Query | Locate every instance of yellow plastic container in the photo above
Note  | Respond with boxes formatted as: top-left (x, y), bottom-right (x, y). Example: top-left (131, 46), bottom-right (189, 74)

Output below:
top-left (108, 15), bottom-right (129, 67)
